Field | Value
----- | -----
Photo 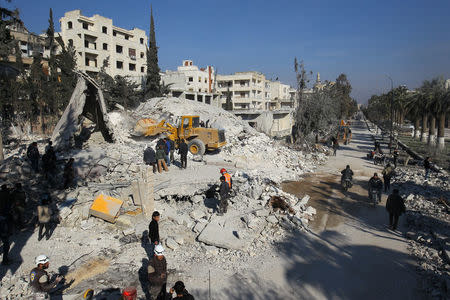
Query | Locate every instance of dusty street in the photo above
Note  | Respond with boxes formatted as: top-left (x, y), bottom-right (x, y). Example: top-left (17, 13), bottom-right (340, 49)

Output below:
top-left (190, 120), bottom-right (423, 299)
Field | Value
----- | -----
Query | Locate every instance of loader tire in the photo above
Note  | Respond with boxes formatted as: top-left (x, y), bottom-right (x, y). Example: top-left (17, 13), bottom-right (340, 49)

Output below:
top-left (188, 139), bottom-right (205, 155)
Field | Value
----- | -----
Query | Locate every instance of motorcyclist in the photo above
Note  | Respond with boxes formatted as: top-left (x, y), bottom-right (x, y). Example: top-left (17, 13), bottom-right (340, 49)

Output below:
top-left (340, 165), bottom-right (354, 188)
top-left (368, 173), bottom-right (383, 204)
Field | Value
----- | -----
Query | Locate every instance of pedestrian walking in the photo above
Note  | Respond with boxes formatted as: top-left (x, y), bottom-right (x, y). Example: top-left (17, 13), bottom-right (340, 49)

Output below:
top-left (218, 176), bottom-right (230, 215)
top-left (37, 196), bottom-right (53, 241)
top-left (386, 189), bottom-right (406, 231)
top-left (382, 164), bottom-right (394, 193)
top-left (144, 145), bottom-right (157, 173)
top-left (424, 157), bottom-right (431, 180)
top-left (332, 139), bottom-right (339, 156)
top-left (27, 142), bottom-right (40, 173)
top-left (178, 139), bottom-right (188, 169)
top-left (156, 146), bottom-right (168, 173)
top-left (29, 255), bottom-right (63, 299)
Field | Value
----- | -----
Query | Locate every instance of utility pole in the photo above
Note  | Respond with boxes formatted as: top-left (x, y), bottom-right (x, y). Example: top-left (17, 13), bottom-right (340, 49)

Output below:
top-left (386, 75), bottom-right (394, 153)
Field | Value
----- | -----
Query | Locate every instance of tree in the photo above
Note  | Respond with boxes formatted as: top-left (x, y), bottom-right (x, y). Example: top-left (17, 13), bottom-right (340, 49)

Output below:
top-left (108, 75), bottom-right (140, 110)
top-left (27, 53), bottom-right (47, 132)
top-left (143, 6), bottom-right (161, 99)
top-left (55, 35), bottom-right (77, 110)
top-left (293, 58), bottom-right (312, 141)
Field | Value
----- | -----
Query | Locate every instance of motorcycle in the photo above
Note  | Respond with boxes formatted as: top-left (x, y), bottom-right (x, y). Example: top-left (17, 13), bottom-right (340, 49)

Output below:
top-left (370, 189), bottom-right (380, 206)
top-left (342, 177), bottom-right (352, 192)
top-left (373, 153), bottom-right (385, 165)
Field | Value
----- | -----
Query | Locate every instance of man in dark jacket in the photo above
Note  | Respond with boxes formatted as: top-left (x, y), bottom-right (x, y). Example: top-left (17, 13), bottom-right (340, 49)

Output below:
top-left (424, 157), bottom-right (431, 180)
top-left (169, 139), bottom-right (175, 164)
top-left (149, 245), bottom-right (167, 298)
top-left (144, 145), bottom-right (157, 173)
top-left (368, 173), bottom-right (383, 203)
top-left (340, 165), bottom-right (353, 187)
top-left (156, 146), bottom-right (168, 173)
top-left (178, 140), bottom-right (188, 169)
top-left (148, 211), bottom-right (160, 254)
top-left (386, 189), bottom-right (406, 230)
top-left (169, 281), bottom-right (195, 299)
top-left (27, 142), bottom-right (40, 173)
top-left (164, 138), bottom-right (171, 167)
top-left (218, 176), bottom-right (230, 215)
top-left (30, 255), bottom-right (63, 299)
top-left (382, 164), bottom-right (394, 192)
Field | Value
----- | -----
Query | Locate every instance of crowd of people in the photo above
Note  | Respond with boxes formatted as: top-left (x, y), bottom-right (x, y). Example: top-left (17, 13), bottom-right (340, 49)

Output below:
top-left (144, 138), bottom-right (189, 173)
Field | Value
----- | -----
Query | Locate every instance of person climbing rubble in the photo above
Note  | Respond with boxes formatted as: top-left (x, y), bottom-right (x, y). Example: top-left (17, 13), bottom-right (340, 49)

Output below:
top-left (63, 158), bottom-right (75, 189)
top-left (169, 281), bottom-right (195, 299)
top-left (148, 244), bottom-right (167, 298)
top-left (218, 176), bottom-right (230, 215)
top-left (178, 139), bottom-right (188, 169)
top-left (220, 168), bottom-right (232, 189)
top-left (148, 211), bottom-right (160, 253)
top-left (156, 145), bottom-right (169, 173)
top-left (27, 142), bottom-right (40, 173)
top-left (144, 145), bottom-right (157, 173)
top-left (29, 255), bottom-right (63, 300)
top-left (385, 189), bottom-right (406, 231)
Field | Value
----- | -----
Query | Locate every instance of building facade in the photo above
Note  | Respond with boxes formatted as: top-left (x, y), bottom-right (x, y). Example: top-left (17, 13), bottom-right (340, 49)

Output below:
top-left (58, 10), bottom-right (148, 84)
top-left (217, 72), bottom-right (267, 110)
top-left (265, 80), bottom-right (295, 110)
top-left (161, 60), bottom-right (219, 105)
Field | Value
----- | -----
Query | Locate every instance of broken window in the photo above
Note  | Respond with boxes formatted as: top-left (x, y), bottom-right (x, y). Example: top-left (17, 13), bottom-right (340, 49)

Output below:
top-left (116, 45), bottom-right (123, 54)
top-left (129, 63), bottom-right (136, 71)
top-left (116, 61), bottom-right (123, 69)
top-left (82, 22), bottom-right (89, 30)
top-left (102, 26), bottom-right (107, 34)
top-left (129, 48), bottom-right (136, 60)
top-left (68, 21), bottom-right (73, 29)
top-left (140, 38), bottom-right (144, 44)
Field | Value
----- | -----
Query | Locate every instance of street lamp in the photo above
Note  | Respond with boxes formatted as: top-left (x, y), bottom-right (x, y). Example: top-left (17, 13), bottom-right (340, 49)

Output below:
top-left (386, 75), bottom-right (394, 153)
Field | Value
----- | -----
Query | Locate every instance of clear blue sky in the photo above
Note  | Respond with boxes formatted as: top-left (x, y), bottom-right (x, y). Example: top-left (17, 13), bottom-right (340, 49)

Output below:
top-left (4, 0), bottom-right (450, 103)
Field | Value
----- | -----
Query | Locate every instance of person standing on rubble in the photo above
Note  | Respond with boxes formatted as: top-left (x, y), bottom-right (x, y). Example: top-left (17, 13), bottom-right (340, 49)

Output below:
top-left (220, 168), bottom-right (232, 189)
top-left (156, 145), bottom-right (168, 173)
top-left (148, 244), bottom-right (167, 298)
top-left (169, 139), bottom-right (175, 164)
top-left (218, 176), bottom-right (230, 215)
top-left (63, 158), bottom-right (75, 189)
top-left (27, 142), bottom-right (40, 173)
top-left (29, 254), bottom-right (63, 299)
top-left (178, 139), bottom-right (188, 169)
top-left (11, 183), bottom-right (26, 229)
top-left (164, 138), bottom-right (171, 167)
top-left (148, 211), bottom-right (160, 253)
top-left (0, 184), bottom-right (12, 265)
top-left (385, 189), bottom-right (406, 231)
top-left (37, 195), bottom-right (53, 241)
top-left (144, 145), bottom-right (157, 173)
top-left (169, 281), bottom-right (195, 299)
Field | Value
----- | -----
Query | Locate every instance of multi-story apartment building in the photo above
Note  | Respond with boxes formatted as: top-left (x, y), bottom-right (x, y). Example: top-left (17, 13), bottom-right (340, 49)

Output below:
top-left (265, 80), bottom-right (295, 110)
top-left (217, 72), bottom-right (267, 110)
top-left (161, 60), bottom-right (219, 105)
top-left (58, 10), bottom-right (148, 84)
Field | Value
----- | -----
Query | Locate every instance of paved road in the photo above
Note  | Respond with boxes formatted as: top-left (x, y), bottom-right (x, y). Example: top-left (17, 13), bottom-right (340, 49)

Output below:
top-left (279, 120), bottom-right (422, 299)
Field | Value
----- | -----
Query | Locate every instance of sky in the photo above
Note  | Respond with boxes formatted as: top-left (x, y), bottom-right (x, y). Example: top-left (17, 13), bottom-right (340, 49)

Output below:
top-left (4, 0), bottom-right (450, 103)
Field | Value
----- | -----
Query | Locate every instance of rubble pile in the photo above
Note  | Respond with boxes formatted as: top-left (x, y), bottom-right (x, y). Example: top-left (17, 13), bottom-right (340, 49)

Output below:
top-left (0, 97), bottom-right (325, 298)
top-left (392, 167), bottom-right (450, 299)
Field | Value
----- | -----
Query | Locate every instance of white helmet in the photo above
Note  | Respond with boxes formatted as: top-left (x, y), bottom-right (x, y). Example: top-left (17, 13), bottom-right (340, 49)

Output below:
top-left (35, 254), bottom-right (49, 266)
top-left (154, 244), bottom-right (165, 256)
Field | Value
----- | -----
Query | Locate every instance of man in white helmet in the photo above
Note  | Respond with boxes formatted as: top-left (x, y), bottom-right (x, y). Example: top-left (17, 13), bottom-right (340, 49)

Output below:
top-left (29, 255), bottom-right (63, 299)
top-left (148, 244), bottom-right (167, 298)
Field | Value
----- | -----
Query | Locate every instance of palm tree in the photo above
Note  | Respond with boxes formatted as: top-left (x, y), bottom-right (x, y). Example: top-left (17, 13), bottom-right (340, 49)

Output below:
top-left (436, 86), bottom-right (449, 150)
top-left (405, 92), bottom-right (422, 139)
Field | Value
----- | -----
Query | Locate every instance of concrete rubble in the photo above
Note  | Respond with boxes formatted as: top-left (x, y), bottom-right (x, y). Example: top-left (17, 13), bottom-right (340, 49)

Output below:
top-left (0, 97), bottom-right (327, 299)
top-left (392, 166), bottom-right (450, 299)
